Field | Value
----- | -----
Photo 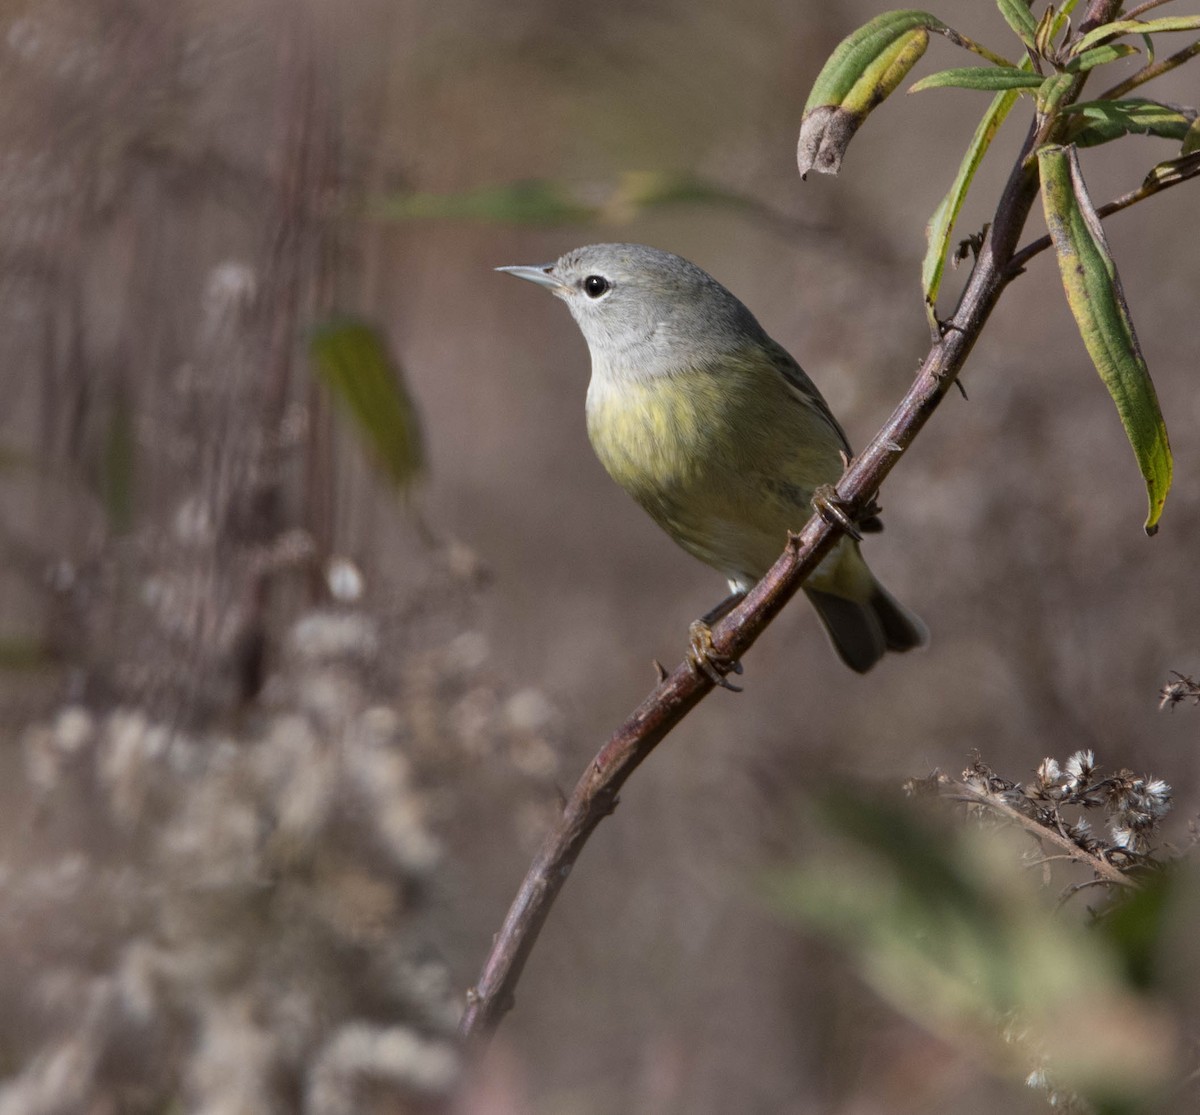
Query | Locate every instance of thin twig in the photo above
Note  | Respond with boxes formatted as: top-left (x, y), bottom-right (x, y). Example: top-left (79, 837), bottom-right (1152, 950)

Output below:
top-left (457, 0), bottom-right (1133, 1048)
top-left (1098, 37), bottom-right (1200, 100)
top-left (946, 787), bottom-right (1135, 889)
top-left (1126, 0), bottom-right (1183, 21)
top-left (1010, 156), bottom-right (1200, 271)
top-left (1056, 877), bottom-right (1121, 909)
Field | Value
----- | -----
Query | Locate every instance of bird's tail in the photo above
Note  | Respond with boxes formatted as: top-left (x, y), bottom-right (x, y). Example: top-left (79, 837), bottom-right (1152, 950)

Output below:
top-left (804, 547), bottom-right (927, 673)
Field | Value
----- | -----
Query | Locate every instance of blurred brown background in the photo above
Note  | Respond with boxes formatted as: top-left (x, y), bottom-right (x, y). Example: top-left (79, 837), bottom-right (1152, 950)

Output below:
top-left (0, 0), bottom-right (1197, 1112)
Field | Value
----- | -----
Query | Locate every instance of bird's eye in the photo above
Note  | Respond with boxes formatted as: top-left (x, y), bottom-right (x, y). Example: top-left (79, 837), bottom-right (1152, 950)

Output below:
top-left (583, 275), bottom-right (610, 298)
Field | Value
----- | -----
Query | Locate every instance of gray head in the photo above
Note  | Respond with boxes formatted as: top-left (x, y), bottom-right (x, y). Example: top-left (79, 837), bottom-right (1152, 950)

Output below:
top-left (497, 243), bottom-right (769, 379)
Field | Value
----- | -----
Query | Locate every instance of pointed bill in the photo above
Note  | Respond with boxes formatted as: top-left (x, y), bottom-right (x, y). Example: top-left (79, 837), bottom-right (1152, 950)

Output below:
top-left (495, 264), bottom-right (565, 291)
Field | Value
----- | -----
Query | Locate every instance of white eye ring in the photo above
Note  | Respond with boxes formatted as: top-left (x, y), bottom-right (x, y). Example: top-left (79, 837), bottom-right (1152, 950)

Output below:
top-left (583, 275), bottom-right (611, 298)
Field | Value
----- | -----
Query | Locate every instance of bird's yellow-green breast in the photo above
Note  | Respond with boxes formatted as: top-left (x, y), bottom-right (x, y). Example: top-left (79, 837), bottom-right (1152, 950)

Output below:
top-left (585, 352), bottom-right (848, 588)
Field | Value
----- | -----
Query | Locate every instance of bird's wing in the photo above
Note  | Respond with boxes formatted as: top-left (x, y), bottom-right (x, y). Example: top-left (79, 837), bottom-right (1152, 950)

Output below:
top-left (763, 339), bottom-right (885, 534)
top-left (762, 338), bottom-right (853, 457)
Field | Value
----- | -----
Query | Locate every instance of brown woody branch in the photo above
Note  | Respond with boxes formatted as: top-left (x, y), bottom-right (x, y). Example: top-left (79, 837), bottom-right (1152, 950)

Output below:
top-left (457, 0), bottom-right (1129, 1049)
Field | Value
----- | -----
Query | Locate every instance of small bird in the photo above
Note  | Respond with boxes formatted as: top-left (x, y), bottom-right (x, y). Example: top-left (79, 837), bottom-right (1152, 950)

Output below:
top-left (498, 243), bottom-right (926, 675)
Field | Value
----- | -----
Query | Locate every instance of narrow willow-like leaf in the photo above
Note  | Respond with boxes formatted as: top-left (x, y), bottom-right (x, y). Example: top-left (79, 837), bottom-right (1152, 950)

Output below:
top-left (1034, 6), bottom-right (1059, 58)
top-left (922, 85), bottom-right (1022, 325)
top-left (310, 317), bottom-right (425, 492)
top-left (909, 66), bottom-right (1044, 92)
top-left (1064, 42), bottom-right (1140, 72)
top-left (799, 11), bottom-right (941, 175)
top-left (1142, 149), bottom-right (1200, 186)
top-left (1038, 145), bottom-right (1172, 533)
top-left (997, 0), bottom-right (1038, 46)
top-left (1182, 116), bottom-right (1200, 154)
top-left (1066, 98), bottom-right (1195, 146)
top-left (1072, 15), bottom-right (1200, 55)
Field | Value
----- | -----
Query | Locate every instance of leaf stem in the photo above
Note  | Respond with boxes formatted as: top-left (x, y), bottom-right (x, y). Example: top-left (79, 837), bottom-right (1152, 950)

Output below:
top-left (937, 27), bottom-right (1018, 69)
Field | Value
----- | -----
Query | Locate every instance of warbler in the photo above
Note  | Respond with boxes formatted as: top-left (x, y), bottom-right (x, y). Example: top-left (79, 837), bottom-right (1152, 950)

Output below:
top-left (498, 243), bottom-right (926, 674)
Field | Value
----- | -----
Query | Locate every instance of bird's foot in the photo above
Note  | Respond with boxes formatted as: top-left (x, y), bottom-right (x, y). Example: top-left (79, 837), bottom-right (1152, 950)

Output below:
top-left (812, 484), bottom-right (864, 542)
top-left (687, 620), bottom-right (743, 692)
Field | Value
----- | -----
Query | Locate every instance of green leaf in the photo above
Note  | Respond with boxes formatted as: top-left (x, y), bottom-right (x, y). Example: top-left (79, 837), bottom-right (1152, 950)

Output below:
top-left (1142, 148), bottom-right (1200, 187)
top-left (309, 317), bottom-right (425, 493)
top-left (368, 180), bottom-right (597, 225)
top-left (0, 636), bottom-right (53, 671)
top-left (909, 65), bottom-right (1044, 92)
top-left (1064, 41), bottom-right (1140, 72)
top-left (1037, 145), bottom-right (1172, 533)
top-left (1034, 5), bottom-right (1059, 58)
top-left (1182, 115), bottom-right (1200, 154)
top-left (595, 171), bottom-right (761, 222)
top-left (367, 173), bottom-right (763, 227)
top-left (996, 0), bottom-right (1038, 47)
top-left (1065, 98), bottom-right (1195, 146)
top-left (798, 10), bottom-right (941, 176)
top-left (1072, 15), bottom-right (1200, 55)
top-left (1036, 71), bottom-right (1077, 115)
top-left (922, 85), bottom-right (1022, 324)
top-left (1097, 869), bottom-right (1180, 990)
top-left (101, 388), bottom-right (136, 534)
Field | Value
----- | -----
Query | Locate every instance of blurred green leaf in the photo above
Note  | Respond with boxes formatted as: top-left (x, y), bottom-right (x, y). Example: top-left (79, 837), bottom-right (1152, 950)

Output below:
top-left (1037, 144), bottom-right (1172, 534)
top-left (996, 0), bottom-right (1038, 47)
top-left (1072, 16), bottom-right (1200, 55)
top-left (909, 66), bottom-right (1044, 92)
top-left (1066, 98), bottom-right (1195, 146)
top-left (595, 171), bottom-right (763, 222)
top-left (0, 636), bottom-right (53, 671)
top-left (768, 785), bottom-right (1177, 1106)
top-left (1098, 869), bottom-right (1180, 990)
top-left (1065, 41), bottom-right (1141, 72)
top-left (798, 10), bottom-right (940, 176)
top-left (922, 76), bottom-right (1026, 325)
top-left (367, 172), bottom-right (765, 228)
top-left (101, 389), bottom-right (136, 534)
top-left (369, 180), bottom-right (595, 225)
top-left (0, 444), bottom-right (32, 471)
top-left (309, 317), bottom-right (424, 493)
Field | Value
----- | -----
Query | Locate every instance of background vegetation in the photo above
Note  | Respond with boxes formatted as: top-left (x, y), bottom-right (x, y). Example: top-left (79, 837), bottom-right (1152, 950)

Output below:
top-left (0, 0), bottom-right (1196, 1111)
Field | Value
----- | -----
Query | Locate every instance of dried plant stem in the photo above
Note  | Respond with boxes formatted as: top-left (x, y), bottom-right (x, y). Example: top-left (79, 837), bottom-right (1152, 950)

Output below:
top-left (946, 785), bottom-right (1135, 889)
top-left (457, 0), bottom-right (1129, 1049)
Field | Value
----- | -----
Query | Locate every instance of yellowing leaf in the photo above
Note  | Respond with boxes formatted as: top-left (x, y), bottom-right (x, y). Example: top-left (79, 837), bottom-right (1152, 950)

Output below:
top-left (1037, 145), bottom-right (1172, 533)
top-left (798, 11), bottom-right (940, 176)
